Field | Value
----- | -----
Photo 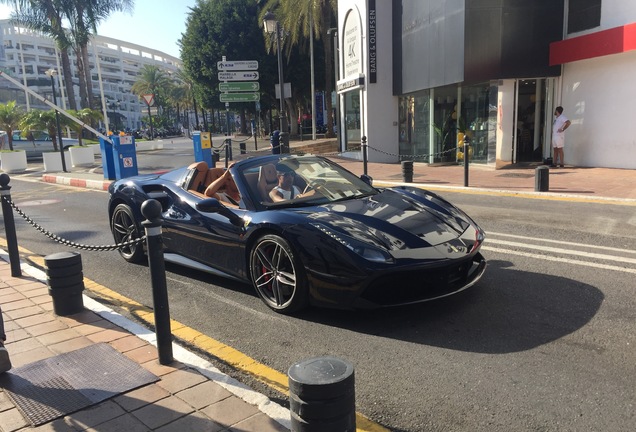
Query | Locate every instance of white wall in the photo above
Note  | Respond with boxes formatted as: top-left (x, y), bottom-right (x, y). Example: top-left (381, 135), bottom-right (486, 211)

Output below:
top-left (339, 0), bottom-right (399, 163)
top-left (561, 50), bottom-right (636, 168)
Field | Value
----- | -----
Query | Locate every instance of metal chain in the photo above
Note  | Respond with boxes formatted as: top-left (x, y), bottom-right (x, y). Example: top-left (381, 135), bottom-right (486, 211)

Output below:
top-left (367, 144), bottom-right (460, 159)
top-left (2, 195), bottom-right (146, 251)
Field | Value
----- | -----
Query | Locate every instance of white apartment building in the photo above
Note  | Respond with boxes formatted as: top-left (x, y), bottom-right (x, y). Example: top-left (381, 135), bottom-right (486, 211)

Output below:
top-left (0, 19), bottom-right (181, 131)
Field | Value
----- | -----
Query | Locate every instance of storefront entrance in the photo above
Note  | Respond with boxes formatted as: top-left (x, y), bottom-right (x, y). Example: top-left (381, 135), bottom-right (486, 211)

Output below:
top-left (512, 78), bottom-right (556, 163)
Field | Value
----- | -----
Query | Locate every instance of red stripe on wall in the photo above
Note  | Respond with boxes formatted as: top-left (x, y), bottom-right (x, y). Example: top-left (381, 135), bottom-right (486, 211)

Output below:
top-left (550, 22), bottom-right (636, 65)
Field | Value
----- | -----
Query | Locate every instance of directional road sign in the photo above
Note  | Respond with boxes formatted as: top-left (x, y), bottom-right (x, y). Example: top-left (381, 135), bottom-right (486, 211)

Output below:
top-left (217, 60), bottom-right (259, 71)
top-left (219, 82), bottom-right (260, 92)
top-left (218, 71), bottom-right (259, 81)
top-left (220, 92), bottom-right (260, 103)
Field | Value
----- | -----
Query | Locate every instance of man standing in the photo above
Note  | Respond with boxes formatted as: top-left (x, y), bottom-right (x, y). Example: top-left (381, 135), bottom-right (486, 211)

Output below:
top-left (552, 106), bottom-right (571, 168)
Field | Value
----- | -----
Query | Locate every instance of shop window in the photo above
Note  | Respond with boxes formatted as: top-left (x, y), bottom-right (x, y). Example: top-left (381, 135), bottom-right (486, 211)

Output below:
top-left (568, 0), bottom-right (601, 34)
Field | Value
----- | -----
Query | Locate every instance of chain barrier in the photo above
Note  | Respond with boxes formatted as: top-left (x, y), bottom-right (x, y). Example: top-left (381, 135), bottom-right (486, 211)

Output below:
top-left (367, 144), bottom-right (460, 160)
top-left (211, 138), bottom-right (461, 160)
top-left (1, 195), bottom-right (145, 252)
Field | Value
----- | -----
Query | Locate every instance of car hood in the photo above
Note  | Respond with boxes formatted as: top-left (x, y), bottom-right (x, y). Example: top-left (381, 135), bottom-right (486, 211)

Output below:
top-left (299, 187), bottom-right (478, 254)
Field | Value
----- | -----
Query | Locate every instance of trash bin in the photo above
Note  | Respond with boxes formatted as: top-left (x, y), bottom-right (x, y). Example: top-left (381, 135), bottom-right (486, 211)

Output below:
top-left (270, 130), bottom-right (281, 155)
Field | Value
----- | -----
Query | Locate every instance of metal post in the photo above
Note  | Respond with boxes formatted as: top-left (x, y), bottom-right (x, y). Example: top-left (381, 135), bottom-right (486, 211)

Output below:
top-left (463, 138), bottom-right (470, 187)
top-left (141, 199), bottom-right (173, 365)
top-left (0, 174), bottom-right (21, 277)
top-left (276, 21), bottom-right (289, 153)
top-left (50, 73), bottom-right (68, 172)
top-left (362, 136), bottom-right (368, 176)
top-left (147, 104), bottom-right (154, 140)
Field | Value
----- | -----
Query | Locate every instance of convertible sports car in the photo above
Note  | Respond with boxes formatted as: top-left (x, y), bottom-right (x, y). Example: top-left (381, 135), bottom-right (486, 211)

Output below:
top-left (108, 154), bottom-right (486, 313)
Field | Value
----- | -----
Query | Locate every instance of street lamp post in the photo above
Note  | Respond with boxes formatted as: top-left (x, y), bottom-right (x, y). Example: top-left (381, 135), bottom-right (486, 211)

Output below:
top-left (263, 11), bottom-right (289, 153)
top-left (45, 69), bottom-right (68, 172)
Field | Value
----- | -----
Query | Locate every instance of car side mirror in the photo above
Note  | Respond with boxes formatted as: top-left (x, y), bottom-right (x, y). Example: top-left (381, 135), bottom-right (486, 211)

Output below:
top-left (360, 174), bottom-right (373, 186)
top-left (196, 198), bottom-right (243, 226)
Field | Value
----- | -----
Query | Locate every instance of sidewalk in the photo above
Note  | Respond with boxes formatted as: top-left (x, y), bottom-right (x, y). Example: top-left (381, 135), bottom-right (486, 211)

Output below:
top-left (30, 137), bottom-right (636, 203)
top-left (0, 257), bottom-right (290, 431)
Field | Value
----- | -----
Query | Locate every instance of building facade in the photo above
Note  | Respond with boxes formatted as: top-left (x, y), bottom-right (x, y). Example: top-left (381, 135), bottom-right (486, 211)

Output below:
top-left (0, 19), bottom-right (181, 131)
top-left (336, 0), bottom-right (636, 169)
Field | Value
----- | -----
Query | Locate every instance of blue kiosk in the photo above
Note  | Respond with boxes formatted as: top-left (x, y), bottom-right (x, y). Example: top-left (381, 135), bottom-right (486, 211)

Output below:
top-left (192, 131), bottom-right (214, 167)
top-left (99, 135), bottom-right (138, 180)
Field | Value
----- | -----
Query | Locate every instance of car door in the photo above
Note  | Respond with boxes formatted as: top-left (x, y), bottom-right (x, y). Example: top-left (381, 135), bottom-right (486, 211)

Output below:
top-left (161, 190), bottom-right (248, 279)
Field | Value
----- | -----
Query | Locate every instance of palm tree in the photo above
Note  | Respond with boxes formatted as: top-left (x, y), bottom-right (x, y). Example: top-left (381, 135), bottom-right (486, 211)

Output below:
top-left (63, 0), bottom-right (134, 109)
top-left (261, 0), bottom-right (337, 137)
top-left (4, 0), bottom-right (78, 110)
top-left (66, 108), bottom-right (103, 146)
top-left (19, 109), bottom-right (63, 151)
top-left (0, 101), bottom-right (24, 151)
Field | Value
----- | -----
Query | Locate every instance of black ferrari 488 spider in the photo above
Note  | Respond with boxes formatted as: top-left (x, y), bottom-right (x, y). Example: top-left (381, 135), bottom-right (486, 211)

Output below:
top-left (108, 154), bottom-right (486, 313)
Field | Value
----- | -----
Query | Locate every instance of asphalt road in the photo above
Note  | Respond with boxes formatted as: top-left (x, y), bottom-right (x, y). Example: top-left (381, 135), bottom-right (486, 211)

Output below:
top-left (2, 162), bottom-right (636, 431)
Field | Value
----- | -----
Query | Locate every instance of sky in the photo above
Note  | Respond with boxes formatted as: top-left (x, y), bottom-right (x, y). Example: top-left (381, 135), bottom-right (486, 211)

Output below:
top-left (0, 0), bottom-right (198, 59)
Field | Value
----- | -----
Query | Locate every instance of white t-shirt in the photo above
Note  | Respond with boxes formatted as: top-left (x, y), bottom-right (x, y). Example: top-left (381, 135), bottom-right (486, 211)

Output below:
top-left (552, 114), bottom-right (569, 138)
top-left (272, 185), bottom-right (301, 200)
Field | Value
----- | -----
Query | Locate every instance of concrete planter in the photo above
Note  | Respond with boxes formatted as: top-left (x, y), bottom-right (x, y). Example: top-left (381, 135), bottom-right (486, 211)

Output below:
top-left (69, 146), bottom-right (95, 167)
top-left (43, 151), bottom-right (71, 172)
top-left (0, 150), bottom-right (28, 173)
top-left (88, 144), bottom-right (102, 155)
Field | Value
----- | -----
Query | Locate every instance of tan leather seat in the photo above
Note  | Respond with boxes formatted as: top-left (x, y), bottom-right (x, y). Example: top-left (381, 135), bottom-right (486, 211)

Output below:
top-left (257, 163), bottom-right (278, 203)
top-left (186, 161), bottom-right (209, 194)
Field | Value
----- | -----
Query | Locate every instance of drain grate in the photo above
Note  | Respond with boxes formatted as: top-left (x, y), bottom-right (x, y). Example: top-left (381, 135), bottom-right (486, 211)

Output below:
top-left (0, 343), bottom-right (159, 426)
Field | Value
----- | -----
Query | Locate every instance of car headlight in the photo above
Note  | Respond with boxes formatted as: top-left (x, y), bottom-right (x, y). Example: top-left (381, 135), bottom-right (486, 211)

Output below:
top-left (311, 223), bottom-right (394, 264)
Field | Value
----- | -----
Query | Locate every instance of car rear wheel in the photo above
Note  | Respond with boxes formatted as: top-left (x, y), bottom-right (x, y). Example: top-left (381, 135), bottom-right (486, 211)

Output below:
top-left (111, 203), bottom-right (145, 263)
top-left (250, 234), bottom-right (309, 313)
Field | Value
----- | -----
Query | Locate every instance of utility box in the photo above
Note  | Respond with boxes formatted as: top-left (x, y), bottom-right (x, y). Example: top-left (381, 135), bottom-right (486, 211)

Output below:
top-left (112, 135), bottom-right (138, 179)
top-left (193, 131), bottom-right (214, 167)
top-left (99, 137), bottom-right (116, 180)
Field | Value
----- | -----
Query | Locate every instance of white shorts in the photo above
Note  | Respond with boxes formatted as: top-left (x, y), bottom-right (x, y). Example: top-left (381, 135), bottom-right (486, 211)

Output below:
top-left (552, 134), bottom-right (564, 149)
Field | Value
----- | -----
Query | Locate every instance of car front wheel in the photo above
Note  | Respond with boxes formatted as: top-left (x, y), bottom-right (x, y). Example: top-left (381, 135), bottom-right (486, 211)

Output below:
top-left (111, 203), bottom-right (145, 263)
top-left (249, 234), bottom-right (309, 313)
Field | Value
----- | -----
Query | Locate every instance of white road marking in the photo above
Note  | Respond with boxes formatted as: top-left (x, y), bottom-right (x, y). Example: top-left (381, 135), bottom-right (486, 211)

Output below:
top-left (487, 231), bottom-right (636, 255)
top-left (481, 246), bottom-right (636, 274)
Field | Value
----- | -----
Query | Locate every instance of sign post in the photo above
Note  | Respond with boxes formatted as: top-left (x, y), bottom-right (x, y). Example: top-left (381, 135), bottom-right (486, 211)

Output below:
top-left (142, 94), bottom-right (155, 140)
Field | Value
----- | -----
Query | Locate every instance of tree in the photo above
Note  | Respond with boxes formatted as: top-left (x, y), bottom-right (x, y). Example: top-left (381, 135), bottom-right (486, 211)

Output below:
top-left (0, 101), bottom-right (24, 151)
top-left (4, 0), bottom-right (78, 110)
top-left (64, 0), bottom-right (134, 109)
top-left (131, 65), bottom-right (172, 107)
top-left (19, 109), bottom-right (63, 151)
top-left (180, 0), bottom-right (276, 132)
top-left (261, 0), bottom-right (337, 137)
top-left (66, 108), bottom-right (103, 145)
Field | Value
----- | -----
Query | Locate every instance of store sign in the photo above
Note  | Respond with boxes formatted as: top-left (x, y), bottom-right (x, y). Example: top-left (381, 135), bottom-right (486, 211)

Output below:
top-left (368, 0), bottom-right (377, 83)
top-left (343, 9), bottom-right (362, 79)
top-left (337, 74), bottom-right (365, 93)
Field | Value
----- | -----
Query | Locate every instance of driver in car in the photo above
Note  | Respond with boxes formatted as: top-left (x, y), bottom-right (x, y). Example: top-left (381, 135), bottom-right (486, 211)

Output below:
top-left (270, 164), bottom-right (303, 202)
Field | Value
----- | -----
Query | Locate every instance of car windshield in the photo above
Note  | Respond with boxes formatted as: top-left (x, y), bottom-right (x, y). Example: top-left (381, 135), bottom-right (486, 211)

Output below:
top-left (246, 156), bottom-right (377, 208)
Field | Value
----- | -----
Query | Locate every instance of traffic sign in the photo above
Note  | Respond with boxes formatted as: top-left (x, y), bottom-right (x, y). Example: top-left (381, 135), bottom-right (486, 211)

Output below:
top-left (218, 71), bottom-right (259, 81)
top-left (217, 60), bottom-right (258, 71)
top-left (220, 92), bottom-right (260, 103)
top-left (142, 94), bottom-right (155, 106)
top-left (219, 82), bottom-right (260, 92)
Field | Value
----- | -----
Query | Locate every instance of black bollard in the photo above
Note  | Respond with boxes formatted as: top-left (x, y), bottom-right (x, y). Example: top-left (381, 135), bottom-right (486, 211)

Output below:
top-left (463, 139), bottom-right (470, 187)
top-left (401, 160), bottom-right (413, 183)
top-left (0, 174), bottom-right (21, 277)
top-left (45, 252), bottom-right (84, 316)
top-left (141, 199), bottom-right (173, 365)
top-left (535, 165), bottom-right (549, 192)
top-left (240, 141), bottom-right (246, 154)
top-left (362, 136), bottom-right (368, 176)
top-left (288, 356), bottom-right (356, 432)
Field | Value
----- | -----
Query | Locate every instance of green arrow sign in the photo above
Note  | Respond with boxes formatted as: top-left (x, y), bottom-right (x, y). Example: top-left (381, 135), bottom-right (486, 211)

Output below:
top-left (220, 92), bottom-right (260, 103)
top-left (219, 82), bottom-right (260, 92)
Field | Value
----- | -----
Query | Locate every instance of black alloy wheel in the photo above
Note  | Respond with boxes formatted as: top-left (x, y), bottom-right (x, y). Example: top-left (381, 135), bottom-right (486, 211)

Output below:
top-left (250, 234), bottom-right (309, 313)
top-left (111, 203), bottom-right (145, 263)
